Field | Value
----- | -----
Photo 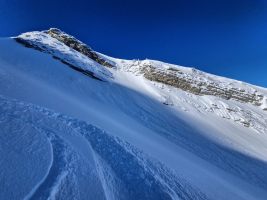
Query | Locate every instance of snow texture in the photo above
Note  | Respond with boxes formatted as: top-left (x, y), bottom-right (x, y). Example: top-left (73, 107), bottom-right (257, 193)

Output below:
top-left (0, 31), bottom-right (267, 200)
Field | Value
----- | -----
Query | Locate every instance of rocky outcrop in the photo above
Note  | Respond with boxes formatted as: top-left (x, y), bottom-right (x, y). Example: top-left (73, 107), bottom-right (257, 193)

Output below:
top-left (139, 62), bottom-right (264, 106)
top-left (15, 37), bottom-right (103, 81)
top-left (45, 28), bottom-right (115, 68)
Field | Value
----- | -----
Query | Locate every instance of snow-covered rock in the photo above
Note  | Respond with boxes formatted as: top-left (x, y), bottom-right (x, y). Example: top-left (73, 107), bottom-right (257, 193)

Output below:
top-left (16, 30), bottom-right (113, 81)
top-left (113, 59), bottom-right (266, 108)
top-left (45, 28), bottom-right (116, 68)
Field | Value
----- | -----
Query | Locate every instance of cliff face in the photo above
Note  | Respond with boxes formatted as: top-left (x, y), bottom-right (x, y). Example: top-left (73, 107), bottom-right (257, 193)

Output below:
top-left (140, 63), bottom-right (264, 106)
top-left (45, 28), bottom-right (115, 68)
top-left (110, 58), bottom-right (267, 110)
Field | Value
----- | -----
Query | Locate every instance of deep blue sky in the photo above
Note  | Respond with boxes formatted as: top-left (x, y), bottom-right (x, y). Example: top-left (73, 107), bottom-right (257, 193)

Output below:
top-left (0, 0), bottom-right (266, 87)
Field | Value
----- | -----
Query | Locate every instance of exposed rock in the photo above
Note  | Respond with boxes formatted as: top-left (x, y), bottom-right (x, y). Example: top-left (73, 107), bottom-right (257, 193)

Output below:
top-left (138, 62), bottom-right (264, 107)
top-left (45, 28), bottom-right (115, 68)
top-left (15, 36), bottom-right (106, 81)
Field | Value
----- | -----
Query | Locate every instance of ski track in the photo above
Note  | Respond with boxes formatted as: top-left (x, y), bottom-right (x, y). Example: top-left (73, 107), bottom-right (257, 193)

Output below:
top-left (24, 128), bottom-right (77, 200)
top-left (0, 96), bottom-right (208, 200)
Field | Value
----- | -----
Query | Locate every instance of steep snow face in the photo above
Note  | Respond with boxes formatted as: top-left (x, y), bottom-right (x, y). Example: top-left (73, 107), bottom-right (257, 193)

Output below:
top-left (0, 30), bottom-right (267, 200)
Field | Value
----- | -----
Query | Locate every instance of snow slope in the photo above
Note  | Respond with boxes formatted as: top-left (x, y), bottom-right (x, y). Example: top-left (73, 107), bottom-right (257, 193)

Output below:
top-left (0, 30), bottom-right (267, 200)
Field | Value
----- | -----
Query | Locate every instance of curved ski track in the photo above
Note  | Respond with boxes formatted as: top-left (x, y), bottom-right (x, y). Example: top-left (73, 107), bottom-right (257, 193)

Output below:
top-left (0, 96), bottom-right (208, 200)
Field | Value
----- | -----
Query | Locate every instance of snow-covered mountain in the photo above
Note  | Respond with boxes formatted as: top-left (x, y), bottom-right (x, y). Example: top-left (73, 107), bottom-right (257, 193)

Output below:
top-left (0, 28), bottom-right (267, 200)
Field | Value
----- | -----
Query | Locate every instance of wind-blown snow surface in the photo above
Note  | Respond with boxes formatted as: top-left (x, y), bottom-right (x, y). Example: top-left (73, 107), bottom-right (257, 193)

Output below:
top-left (0, 35), bottom-right (267, 200)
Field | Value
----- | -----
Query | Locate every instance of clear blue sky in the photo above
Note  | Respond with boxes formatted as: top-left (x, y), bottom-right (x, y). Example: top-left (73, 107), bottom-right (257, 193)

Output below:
top-left (0, 0), bottom-right (266, 87)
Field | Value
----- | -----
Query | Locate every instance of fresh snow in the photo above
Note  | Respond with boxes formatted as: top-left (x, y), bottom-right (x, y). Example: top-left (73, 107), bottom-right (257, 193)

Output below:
top-left (0, 31), bottom-right (267, 200)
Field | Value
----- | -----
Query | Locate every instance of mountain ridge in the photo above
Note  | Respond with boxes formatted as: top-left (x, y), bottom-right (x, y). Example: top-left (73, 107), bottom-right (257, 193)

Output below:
top-left (15, 28), bottom-right (267, 111)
